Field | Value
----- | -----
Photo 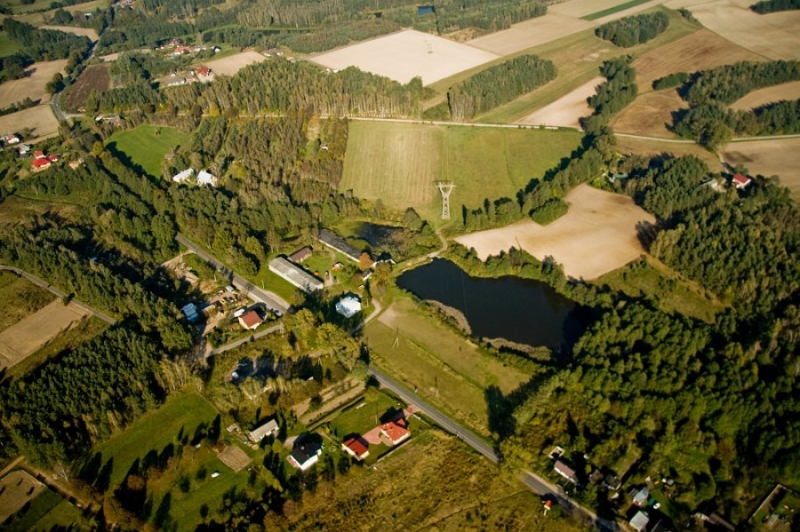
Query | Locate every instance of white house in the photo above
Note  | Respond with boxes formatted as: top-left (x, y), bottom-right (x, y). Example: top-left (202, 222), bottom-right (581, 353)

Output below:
top-left (335, 295), bottom-right (362, 318)
top-left (172, 168), bottom-right (194, 183)
top-left (287, 442), bottom-right (321, 471)
top-left (249, 419), bottom-right (279, 442)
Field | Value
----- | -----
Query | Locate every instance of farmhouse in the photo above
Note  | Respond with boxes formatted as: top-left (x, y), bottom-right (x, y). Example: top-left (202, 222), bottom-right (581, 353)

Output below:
top-left (287, 442), bottom-right (322, 471)
top-left (732, 173), bottom-right (752, 189)
top-left (335, 294), bottom-right (362, 318)
top-left (269, 257), bottom-right (323, 293)
top-left (342, 436), bottom-right (370, 461)
top-left (34, 150), bottom-right (46, 159)
top-left (197, 170), bottom-right (218, 186)
top-left (31, 158), bottom-right (51, 172)
top-left (380, 418), bottom-right (410, 445)
top-left (173, 168), bottom-right (194, 183)
top-left (318, 229), bottom-right (362, 262)
top-left (195, 65), bottom-right (212, 77)
top-left (249, 419), bottom-right (279, 442)
top-left (288, 246), bottom-right (312, 263)
top-left (554, 459), bottom-right (578, 484)
top-left (4, 134), bottom-right (20, 145)
top-left (630, 511), bottom-right (649, 532)
top-left (238, 310), bottom-right (262, 330)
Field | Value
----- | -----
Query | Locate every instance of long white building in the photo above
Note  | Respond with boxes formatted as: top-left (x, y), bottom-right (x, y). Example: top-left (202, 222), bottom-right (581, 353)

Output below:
top-left (269, 257), bottom-right (323, 293)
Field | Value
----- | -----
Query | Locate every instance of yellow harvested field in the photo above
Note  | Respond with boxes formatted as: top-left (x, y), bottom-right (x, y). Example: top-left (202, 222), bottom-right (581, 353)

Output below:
top-left (0, 299), bottom-right (89, 369)
top-left (467, 13), bottom-right (595, 56)
top-left (0, 105), bottom-right (59, 141)
top-left (310, 29), bottom-right (499, 85)
top-left (204, 50), bottom-right (267, 77)
top-left (0, 59), bottom-right (66, 107)
top-left (616, 135), bottom-right (723, 172)
top-left (722, 138), bottom-right (800, 200)
top-left (729, 80), bottom-right (800, 110)
top-left (456, 185), bottom-right (655, 280)
top-left (516, 75), bottom-right (600, 127)
top-left (665, 0), bottom-right (800, 60)
top-left (611, 90), bottom-right (688, 137)
top-left (40, 24), bottom-right (98, 41)
top-left (633, 29), bottom-right (765, 92)
top-left (0, 470), bottom-right (45, 523)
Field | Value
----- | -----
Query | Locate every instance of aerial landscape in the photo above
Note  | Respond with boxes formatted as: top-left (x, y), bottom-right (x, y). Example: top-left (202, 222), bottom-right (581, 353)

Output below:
top-left (0, 0), bottom-right (797, 530)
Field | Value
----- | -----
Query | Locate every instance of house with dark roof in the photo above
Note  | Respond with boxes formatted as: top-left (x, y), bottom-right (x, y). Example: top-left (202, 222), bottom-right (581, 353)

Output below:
top-left (380, 418), bottom-right (410, 446)
top-left (238, 310), bottom-right (262, 330)
top-left (287, 442), bottom-right (321, 471)
top-left (288, 246), bottom-right (312, 263)
top-left (554, 459), bottom-right (578, 484)
top-left (342, 436), bottom-right (370, 461)
top-left (317, 229), bottom-right (362, 262)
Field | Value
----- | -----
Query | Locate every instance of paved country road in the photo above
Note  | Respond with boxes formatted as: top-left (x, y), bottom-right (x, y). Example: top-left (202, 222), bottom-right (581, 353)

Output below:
top-left (176, 233), bottom-right (290, 314)
top-left (0, 265), bottom-right (117, 326)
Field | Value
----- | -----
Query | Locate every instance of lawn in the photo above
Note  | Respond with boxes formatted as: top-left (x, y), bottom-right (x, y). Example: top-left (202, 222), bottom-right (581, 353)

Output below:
top-left (0, 32), bottom-right (20, 58)
top-left (0, 271), bottom-right (54, 332)
top-left (475, 7), bottom-right (702, 124)
top-left (330, 389), bottom-right (398, 438)
top-left (91, 392), bottom-right (220, 491)
top-left (105, 125), bottom-right (191, 179)
top-left (341, 121), bottom-right (582, 223)
top-left (4, 489), bottom-right (61, 532)
top-left (582, 0), bottom-right (654, 20)
top-left (593, 256), bottom-right (725, 323)
top-left (363, 296), bottom-right (533, 436)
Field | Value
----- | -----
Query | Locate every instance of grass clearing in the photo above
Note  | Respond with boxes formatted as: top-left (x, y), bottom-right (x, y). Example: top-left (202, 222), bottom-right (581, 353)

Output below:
top-left (582, 0), bottom-right (657, 20)
top-left (4, 487), bottom-right (60, 532)
top-left (594, 256), bottom-right (725, 322)
top-left (0, 470), bottom-right (46, 524)
top-left (0, 195), bottom-right (81, 226)
top-left (92, 392), bottom-right (220, 491)
top-left (0, 271), bottom-right (53, 332)
top-left (106, 124), bottom-right (191, 179)
top-left (330, 390), bottom-right (397, 438)
top-left (27, 498), bottom-right (92, 531)
top-left (0, 31), bottom-right (21, 58)
top-left (341, 121), bottom-right (582, 222)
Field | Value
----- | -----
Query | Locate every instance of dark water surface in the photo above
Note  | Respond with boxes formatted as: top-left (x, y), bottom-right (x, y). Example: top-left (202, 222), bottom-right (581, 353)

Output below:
top-left (397, 258), bottom-right (584, 347)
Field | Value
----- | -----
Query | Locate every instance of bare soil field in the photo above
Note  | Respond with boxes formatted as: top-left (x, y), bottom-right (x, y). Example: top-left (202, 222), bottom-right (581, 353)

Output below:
top-left (0, 59), bottom-right (66, 108)
top-left (63, 63), bottom-right (110, 110)
top-left (729, 80), bottom-right (800, 110)
top-left (218, 445), bottom-right (252, 472)
top-left (722, 138), bottom-right (800, 200)
top-left (40, 25), bottom-right (98, 41)
top-left (203, 50), bottom-right (267, 77)
top-left (632, 29), bottom-right (766, 92)
top-left (310, 29), bottom-right (499, 85)
top-left (615, 135), bottom-right (723, 171)
top-left (456, 184), bottom-right (656, 280)
top-left (0, 470), bottom-right (45, 523)
top-left (0, 105), bottom-right (59, 141)
top-left (665, 0), bottom-right (800, 60)
top-left (466, 13), bottom-right (595, 56)
top-left (516, 75), bottom-right (601, 127)
top-left (0, 300), bottom-right (89, 369)
top-left (611, 89), bottom-right (687, 137)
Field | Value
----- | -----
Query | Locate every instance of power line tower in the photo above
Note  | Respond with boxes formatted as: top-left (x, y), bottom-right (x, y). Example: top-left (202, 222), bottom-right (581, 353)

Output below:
top-left (436, 182), bottom-right (455, 220)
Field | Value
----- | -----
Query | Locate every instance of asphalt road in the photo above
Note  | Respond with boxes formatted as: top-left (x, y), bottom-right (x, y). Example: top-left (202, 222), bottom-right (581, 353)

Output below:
top-left (176, 233), bottom-right (290, 314)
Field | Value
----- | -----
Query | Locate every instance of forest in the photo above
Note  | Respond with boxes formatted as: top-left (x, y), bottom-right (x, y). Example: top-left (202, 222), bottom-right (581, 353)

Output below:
top-left (594, 11), bottom-right (669, 48)
top-left (446, 54), bottom-right (557, 120)
top-left (750, 0), bottom-right (800, 13)
top-left (682, 60), bottom-right (800, 105)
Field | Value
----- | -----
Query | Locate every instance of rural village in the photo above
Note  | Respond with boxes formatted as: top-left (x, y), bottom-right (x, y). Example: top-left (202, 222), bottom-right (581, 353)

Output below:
top-left (0, 0), bottom-right (798, 530)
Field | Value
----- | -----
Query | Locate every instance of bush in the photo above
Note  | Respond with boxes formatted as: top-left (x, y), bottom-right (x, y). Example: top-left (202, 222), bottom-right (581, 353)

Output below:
top-left (653, 72), bottom-right (688, 90)
top-left (530, 198), bottom-right (568, 225)
top-left (595, 12), bottom-right (669, 48)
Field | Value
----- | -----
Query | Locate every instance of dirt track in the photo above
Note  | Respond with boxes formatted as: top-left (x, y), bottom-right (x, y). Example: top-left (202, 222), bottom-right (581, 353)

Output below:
top-left (455, 185), bottom-right (655, 280)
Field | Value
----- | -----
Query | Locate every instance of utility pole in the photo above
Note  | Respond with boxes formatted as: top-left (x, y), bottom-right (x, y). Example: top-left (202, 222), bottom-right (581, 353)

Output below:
top-left (436, 182), bottom-right (455, 220)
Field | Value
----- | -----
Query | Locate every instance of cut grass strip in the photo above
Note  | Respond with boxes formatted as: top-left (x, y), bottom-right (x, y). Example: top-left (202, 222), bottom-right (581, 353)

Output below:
top-left (582, 0), bottom-right (654, 20)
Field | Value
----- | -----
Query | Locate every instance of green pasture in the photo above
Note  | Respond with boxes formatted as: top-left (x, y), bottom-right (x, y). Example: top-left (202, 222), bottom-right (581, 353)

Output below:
top-left (105, 124), bottom-right (190, 179)
top-left (582, 0), bottom-right (654, 20)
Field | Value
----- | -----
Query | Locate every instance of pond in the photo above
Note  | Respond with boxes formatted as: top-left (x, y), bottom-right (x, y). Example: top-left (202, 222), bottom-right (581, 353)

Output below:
top-left (396, 259), bottom-right (584, 347)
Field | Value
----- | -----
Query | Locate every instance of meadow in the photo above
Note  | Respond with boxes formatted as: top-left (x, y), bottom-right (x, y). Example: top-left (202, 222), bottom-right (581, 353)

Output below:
top-left (0, 31), bottom-right (20, 57)
top-left (105, 125), bottom-right (191, 179)
top-left (0, 271), bottom-right (53, 332)
top-left (340, 121), bottom-right (582, 222)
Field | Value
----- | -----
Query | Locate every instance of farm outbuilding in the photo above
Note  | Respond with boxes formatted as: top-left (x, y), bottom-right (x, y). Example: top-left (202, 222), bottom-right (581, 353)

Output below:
top-left (288, 246), bottom-right (312, 263)
top-left (269, 257), bottom-right (323, 293)
top-left (318, 229), bottom-right (362, 262)
top-left (249, 419), bottom-right (279, 442)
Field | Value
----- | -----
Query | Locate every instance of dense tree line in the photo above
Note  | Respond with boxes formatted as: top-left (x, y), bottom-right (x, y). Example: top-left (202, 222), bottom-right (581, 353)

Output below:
top-left (0, 19), bottom-right (90, 80)
top-left (447, 54), bottom-right (556, 120)
top-left (581, 56), bottom-right (638, 132)
top-left (141, 0), bottom-right (225, 18)
top-left (750, 0), bottom-right (800, 13)
top-left (276, 19), bottom-right (400, 53)
top-left (652, 71), bottom-right (687, 90)
top-left (0, 329), bottom-right (164, 464)
top-left (683, 60), bottom-right (800, 105)
top-left (595, 11), bottom-right (669, 48)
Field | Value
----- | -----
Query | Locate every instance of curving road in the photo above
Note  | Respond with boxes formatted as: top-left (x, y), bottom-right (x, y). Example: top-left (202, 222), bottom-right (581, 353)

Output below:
top-left (176, 233), bottom-right (290, 314)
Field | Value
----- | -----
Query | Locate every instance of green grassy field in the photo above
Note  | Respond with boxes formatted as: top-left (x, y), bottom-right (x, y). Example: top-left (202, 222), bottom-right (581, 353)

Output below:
top-left (92, 392), bottom-right (220, 491)
top-left (105, 125), bottom-right (191, 179)
top-left (0, 271), bottom-right (55, 332)
top-left (582, 0), bottom-right (654, 20)
top-left (341, 121), bottom-right (582, 223)
top-left (474, 7), bottom-right (702, 124)
top-left (330, 390), bottom-right (397, 438)
top-left (0, 32), bottom-right (21, 58)
top-left (593, 256), bottom-right (725, 323)
top-left (363, 297), bottom-right (532, 435)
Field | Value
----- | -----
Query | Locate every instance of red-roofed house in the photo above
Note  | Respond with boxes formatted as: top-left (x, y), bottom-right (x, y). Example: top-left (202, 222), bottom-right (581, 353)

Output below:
top-left (48, 154), bottom-right (60, 163)
top-left (238, 310), bottom-right (262, 330)
top-left (196, 65), bottom-right (211, 77)
top-left (34, 150), bottom-right (46, 159)
top-left (732, 174), bottom-right (752, 190)
top-left (32, 158), bottom-right (51, 172)
top-left (342, 437), bottom-right (370, 460)
top-left (380, 418), bottom-right (410, 446)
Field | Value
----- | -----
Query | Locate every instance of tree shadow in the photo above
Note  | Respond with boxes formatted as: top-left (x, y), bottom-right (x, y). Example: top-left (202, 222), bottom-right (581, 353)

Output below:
top-left (485, 385), bottom-right (516, 444)
top-left (635, 221), bottom-right (659, 251)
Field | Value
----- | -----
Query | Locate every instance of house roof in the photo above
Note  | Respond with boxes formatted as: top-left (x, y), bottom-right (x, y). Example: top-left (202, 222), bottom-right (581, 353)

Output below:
top-left (196, 65), bottom-right (211, 75)
top-left (289, 246), bottom-right (312, 263)
top-left (554, 459), bottom-right (578, 480)
top-left (34, 150), bottom-right (45, 159)
top-left (48, 154), bottom-right (60, 162)
top-left (172, 168), bottom-right (194, 182)
top-left (633, 486), bottom-right (650, 505)
top-left (249, 419), bottom-right (279, 441)
top-left (381, 418), bottom-right (410, 443)
top-left (197, 170), bottom-right (217, 186)
top-left (269, 257), bottom-right (323, 293)
top-left (733, 173), bottom-right (751, 185)
top-left (289, 442), bottom-right (321, 467)
top-left (630, 511), bottom-right (649, 532)
top-left (239, 310), bottom-right (262, 329)
top-left (343, 437), bottom-right (369, 458)
top-left (335, 295), bottom-right (362, 318)
top-left (32, 158), bottom-right (51, 168)
top-left (318, 229), bottom-right (362, 262)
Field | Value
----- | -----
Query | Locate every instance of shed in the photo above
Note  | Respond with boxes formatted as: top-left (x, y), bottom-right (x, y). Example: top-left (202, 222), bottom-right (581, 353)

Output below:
top-left (172, 168), bottom-right (194, 183)
top-left (268, 257), bottom-right (323, 293)
top-left (249, 419), bottom-right (279, 442)
top-left (633, 486), bottom-right (650, 506)
top-left (288, 246), bottom-right (312, 263)
top-left (317, 229), bottom-right (362, 262)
